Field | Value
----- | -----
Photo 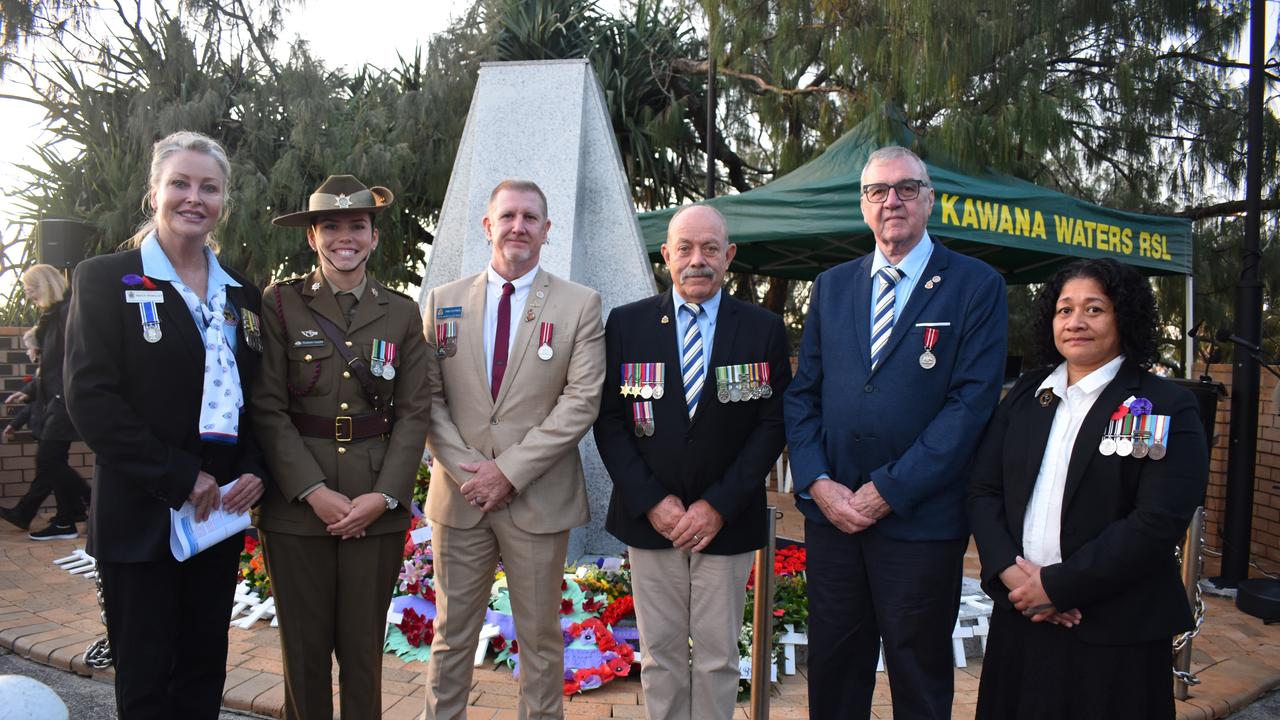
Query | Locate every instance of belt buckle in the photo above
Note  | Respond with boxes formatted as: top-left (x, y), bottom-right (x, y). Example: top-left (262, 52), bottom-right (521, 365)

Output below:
top-left (335, 416), bottom-right (353, 442)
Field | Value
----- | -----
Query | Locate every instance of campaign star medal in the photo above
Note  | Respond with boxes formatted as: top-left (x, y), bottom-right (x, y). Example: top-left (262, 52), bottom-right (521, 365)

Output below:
top-left (1037, 388), bottom-right (1055, 407)
top-left (537, 322), bottom-right (555, 361)
top-left (652, 363), bottom-right (665, 399)
top-left (619, 363), bottom-right (635, 397)
top-left (715, 365), bottom-right (731, 403)
top-left (919, 327), bottom-right (940, 370)
top-left (241, 309), bottom-right (264, 352)
top-left (1148, 414), bottom-right (1170, 460)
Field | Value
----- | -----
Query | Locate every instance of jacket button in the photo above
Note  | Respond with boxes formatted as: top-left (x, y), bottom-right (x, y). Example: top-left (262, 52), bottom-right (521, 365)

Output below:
top-left (491, 416), bottom-right (498, 425)
top-left (343, 371), bottom-right (351, 379)
top-left (304, 354), bottom-right (313, 362)
top-left (853, 433), bottom-right (861, 442)
top-left (864, 384), bottom-right (873, 393)
top-left (337, 447), bottom-right (347, 455)
top-left (340, 402), bottom-right (349, 411)
top-left (345, 341), bottom-right (353, 347)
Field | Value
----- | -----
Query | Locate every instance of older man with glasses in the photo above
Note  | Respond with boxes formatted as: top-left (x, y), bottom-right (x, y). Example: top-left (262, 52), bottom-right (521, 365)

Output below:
top-left (784, 146), bottom-right (1008, 719)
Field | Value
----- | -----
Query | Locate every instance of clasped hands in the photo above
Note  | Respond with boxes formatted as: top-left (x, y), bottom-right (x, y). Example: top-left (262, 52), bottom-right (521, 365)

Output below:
top-left (810, 477), bottom-right (890, 534)
top-left (1003, 556), bottom-right (1082, 628)
top-left (306, 486), bottom-right (388, 539)
top-left (647, 495), bottom-right (723, 552)
top-left (187, 471), bottom-right (264, 523)
top-left (458, 460), bottom-right (516, 513)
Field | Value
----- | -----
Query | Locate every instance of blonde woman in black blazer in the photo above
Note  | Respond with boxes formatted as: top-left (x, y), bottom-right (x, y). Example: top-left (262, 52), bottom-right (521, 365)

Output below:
top-left (967, 258), bottom-right (1206, 719)
top-left (65, 131), bottom-right (265, 720)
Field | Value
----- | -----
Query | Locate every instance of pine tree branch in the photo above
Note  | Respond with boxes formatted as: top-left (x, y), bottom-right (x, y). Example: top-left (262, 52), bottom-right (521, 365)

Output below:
top-left (670, 57), bottom-right (858, 98)
top-left (1171, 198), bottom-right (1280, 221)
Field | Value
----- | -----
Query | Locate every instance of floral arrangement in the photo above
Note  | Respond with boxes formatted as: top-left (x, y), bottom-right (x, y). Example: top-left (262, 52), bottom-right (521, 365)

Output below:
top-left (738, 543), bottom-right (807, 693)
top-left (383, 514), bottom-right (438, 662)
top-left (561, 618), bottom-right (635, 694)
top-left (239, 534), bottom-right (271, 600)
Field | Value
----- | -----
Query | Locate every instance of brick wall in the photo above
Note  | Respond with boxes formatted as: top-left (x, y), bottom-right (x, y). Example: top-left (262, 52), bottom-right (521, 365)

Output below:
top-left (0, 327), bottom-right (94, 519)
top-left (1200, 363), bottom-right (1280, 570)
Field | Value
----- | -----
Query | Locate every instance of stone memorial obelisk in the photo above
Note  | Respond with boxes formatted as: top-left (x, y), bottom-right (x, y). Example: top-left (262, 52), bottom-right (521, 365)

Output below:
top-left (419, 59), bottom-right (656, 558)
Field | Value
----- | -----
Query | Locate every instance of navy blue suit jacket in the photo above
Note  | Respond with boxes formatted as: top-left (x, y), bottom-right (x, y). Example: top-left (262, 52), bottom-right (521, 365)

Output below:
top-left (784, 239), bottom-right (1007, 540)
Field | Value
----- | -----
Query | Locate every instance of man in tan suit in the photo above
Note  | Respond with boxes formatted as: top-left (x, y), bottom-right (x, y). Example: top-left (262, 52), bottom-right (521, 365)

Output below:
top-left (254, 175), bottom-right (431, 720)
top-left (421, 179), bottom-right (605, 720)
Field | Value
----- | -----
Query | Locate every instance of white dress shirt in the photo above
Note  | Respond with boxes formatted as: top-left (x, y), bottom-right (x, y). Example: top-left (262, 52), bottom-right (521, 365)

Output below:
top-left (483, 263), bottom-right (539, 380)
top-left (1022, 354), bottom-right (1125, 566)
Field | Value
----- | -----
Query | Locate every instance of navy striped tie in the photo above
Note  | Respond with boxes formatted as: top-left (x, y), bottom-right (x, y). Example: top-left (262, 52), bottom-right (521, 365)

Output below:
top-left (680, 303), bottom-right (704, 418)
top-left (870, 266), bottom-right (902, 370)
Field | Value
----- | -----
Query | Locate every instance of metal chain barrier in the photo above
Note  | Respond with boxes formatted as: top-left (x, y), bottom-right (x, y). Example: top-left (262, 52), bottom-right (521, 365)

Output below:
top-left (1173, 507), bottom-right (1206, 696)
top-left (84, 573), bottom-right (113, 669)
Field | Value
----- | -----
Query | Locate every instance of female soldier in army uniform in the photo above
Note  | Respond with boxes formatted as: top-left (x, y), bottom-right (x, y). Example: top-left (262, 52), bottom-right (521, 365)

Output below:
top-left (253, 175), bottom-right (430, 720)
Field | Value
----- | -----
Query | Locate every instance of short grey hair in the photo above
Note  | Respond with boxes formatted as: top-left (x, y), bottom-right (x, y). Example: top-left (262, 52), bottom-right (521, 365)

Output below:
top-left (861, 146), bottom-right (931, 186)
top-left (666, 203), bottom-right (729, 244)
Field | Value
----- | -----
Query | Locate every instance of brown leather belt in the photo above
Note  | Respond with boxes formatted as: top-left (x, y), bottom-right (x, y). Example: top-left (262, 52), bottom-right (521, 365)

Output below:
top-left (289, 410), bottom-right (393, 442)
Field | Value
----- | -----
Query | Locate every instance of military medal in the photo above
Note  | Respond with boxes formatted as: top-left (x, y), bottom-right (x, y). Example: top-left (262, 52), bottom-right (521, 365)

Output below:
top-left (728, 366), bottom-right (743, 403)
top-left (620, 363), bottom-right (635, 397)
top-left (652, 363), bottom-right (665, 399)
top-left (1098, 419), bottom-right (1118, 456)
top-left (241, 309), bottom-right (264, 352)
top-left (631, 401), bottom-right (654, 437)
top-left (638, 363), bottom-right (653, 399)
top-left (381, 341), bottom-right (397, 380)
top-left (919, 327), bottom-right (939, 370)
top-left (1038, 388), bottom-right (1055, 407)
top-left (1149, 414), bottom-right (1169, 460)
top-left (370, 339), bottom-right (385, 376)
top-left (435, 321), bottom-right (458, 358)
top-left (138, 300), bottom-right (162, 343)
top-left (715, 366), bottom-right (730, 403)
top-left (537, 322), bottom-right (554, 361)
top-left (1131, 414), bottom-right (1150, 459)
top-left (759, 362), bottom-right (773, 399)
top-left (1115, 415), bottom-right (1135, 457)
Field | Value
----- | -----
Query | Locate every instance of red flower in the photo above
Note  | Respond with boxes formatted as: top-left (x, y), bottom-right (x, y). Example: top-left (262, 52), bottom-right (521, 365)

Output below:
top-left (561, 579), bottom-right (569, 592)
top-left (243, 536), bottom-right (258, 553)
top-left (561, 598), bottom-right (574, 615)
top-left (141, 277), bottom-right (157, 290)
top-left (491, 635), bottom-right (507, 652)
top-left (574, 668), bottom-right (596, 683)
top-left (601, 595), bottom-right (635, 626)
top-left (563, 679), bottom-right (580, 695)
top-left (615, 643), bottom-right (635, 664)
top-left (582, 597), bottom-right (602, 613)
top-left (510, 640), bottom-right (519, 655)
top-left (21, 375), bottom-right (32, 383)
top-left (596, 664), bottom-right (615, 682)
top-left (607, 656), bottom-right (631, 676)
top-left (773, 608), bottom-right (785, 617)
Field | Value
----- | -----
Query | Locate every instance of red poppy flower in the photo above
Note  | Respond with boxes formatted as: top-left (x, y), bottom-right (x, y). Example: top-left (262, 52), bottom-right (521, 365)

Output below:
top-left (773, 608), bottom-right (785, 617)
top-left (561, 598), bottom-right (574, 615)
top-left (491, 635), bottom-right (507, 652)
top-left (616, 643), bottom-right (635, 664)
top-left (608, 657), bottom-right (630, 676)
top-left (141, 277), bottom-right (157, 290)
top-left (563, 680), bottom-right (580, 695)
top-left (510, 640), bottom-right (519, 655)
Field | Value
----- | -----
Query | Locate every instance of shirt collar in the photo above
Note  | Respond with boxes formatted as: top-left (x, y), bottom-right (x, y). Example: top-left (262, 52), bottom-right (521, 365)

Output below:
top-left (671, 286), bottom-right (723, 317)
top-left (325, 273), bottom-right (367, 299)
top-left (870, 231), bottom-right (934, 281)
top-left (1037, 354), bottom-right (1126, 399)
top-left (141, 232), bottom-right (241, 290)
top-left (486, 263), bottom-right (539, 292)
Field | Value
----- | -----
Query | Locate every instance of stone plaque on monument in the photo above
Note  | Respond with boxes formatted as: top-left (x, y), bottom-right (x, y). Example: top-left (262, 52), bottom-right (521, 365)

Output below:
top-left (420, 59), bottom-right (656, 558)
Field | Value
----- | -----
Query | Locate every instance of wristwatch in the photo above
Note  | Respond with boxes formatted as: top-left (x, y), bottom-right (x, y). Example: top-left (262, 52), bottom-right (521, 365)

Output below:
top-left (380, 492), bottom-right (399, 510)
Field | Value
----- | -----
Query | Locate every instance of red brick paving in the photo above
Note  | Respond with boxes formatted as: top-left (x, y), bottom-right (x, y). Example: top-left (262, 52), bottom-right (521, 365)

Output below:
top-left (0, 497), bottom-right (1275, 718)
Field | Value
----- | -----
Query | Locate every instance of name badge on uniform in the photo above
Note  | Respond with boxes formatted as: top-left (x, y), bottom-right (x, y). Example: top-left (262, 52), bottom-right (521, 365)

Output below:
top-left (436, 306), bottom-right (463, 319)
top-left (125, 290), bottom-right (164, 304)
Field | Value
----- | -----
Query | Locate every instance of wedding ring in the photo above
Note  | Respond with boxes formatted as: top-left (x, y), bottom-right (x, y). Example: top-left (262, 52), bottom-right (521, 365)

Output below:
top-left (693, 534), bottom-right (702, 542)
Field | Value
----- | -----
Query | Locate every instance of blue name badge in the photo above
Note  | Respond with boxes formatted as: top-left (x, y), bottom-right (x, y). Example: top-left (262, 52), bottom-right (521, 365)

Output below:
top-left (436, 306), bottom-right (463, 319)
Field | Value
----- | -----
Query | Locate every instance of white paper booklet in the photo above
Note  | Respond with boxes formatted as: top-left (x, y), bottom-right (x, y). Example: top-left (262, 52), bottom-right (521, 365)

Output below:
top-left (169, 483), bottom-right (251, 561)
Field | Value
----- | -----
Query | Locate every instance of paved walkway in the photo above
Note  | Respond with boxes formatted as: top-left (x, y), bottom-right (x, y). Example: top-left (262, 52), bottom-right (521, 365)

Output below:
top-left (0, 492), bottom-right (1278, 719)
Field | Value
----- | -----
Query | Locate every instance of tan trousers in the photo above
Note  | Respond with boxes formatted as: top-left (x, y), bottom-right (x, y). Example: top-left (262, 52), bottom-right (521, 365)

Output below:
top-left (424, 510), bottom-right (570, 720)
top-left (260, 530), bottom-right (404, 720)
top-left (630, 547), bottom-right (754, 720)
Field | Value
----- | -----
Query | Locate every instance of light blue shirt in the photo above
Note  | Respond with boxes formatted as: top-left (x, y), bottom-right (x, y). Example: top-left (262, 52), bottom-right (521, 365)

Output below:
top-left (868, 231), bottom-right (935, 345)
top-left (141, 233), bottom-right (240, 352)
top-left (671, 286), bottom-right (722, 378)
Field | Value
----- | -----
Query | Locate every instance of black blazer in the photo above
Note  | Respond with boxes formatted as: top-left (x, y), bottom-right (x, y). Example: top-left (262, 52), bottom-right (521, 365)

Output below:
top-left (593, 292), bottom-right (792, 554)
top-left (64, 249), bottom-right (266, 562)
top-left (34, 300), bottom-right (78, 443)
top-left (967, 361), bottom-right (1207, 645)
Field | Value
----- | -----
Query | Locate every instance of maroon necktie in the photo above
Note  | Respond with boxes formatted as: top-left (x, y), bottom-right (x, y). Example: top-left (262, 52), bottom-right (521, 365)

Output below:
top-left (491, 282), bottom-right (515, 400)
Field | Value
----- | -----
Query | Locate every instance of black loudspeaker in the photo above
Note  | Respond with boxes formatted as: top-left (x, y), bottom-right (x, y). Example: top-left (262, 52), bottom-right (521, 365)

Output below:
top-left (37, 218), bottom-right (95, 269)
top-left (1167, 377), bottom-right (1225, 454)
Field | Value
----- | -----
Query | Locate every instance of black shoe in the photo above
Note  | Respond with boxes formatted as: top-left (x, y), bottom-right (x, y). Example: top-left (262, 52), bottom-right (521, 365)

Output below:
top-left (28, 523), bottom-right (77, 541)
top-left (0, 506), bottom-right (29, 531)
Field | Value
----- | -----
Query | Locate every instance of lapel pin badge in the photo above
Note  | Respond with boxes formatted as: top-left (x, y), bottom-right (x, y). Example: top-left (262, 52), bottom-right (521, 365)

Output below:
top-left (661, 315), bottom-right (670, 324)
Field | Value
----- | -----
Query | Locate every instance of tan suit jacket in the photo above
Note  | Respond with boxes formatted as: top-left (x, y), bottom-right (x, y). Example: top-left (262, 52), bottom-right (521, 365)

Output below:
top-left (253, 268), bottom-right (431, 536)
top-left (422, 268), bottom-right (604, 533)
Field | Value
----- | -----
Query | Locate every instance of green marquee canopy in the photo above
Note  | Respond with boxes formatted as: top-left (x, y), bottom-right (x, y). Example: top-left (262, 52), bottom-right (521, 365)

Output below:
top-left (637, 113), bottom-right (1193, 284)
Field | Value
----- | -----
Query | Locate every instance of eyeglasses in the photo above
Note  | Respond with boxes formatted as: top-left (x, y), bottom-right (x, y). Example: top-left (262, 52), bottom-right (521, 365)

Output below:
top-left (861, 179), bottom-right (928, 203)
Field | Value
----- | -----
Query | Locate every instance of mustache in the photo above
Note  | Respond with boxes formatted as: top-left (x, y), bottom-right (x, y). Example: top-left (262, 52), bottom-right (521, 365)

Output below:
top-left (680, 266), bottom-right (715, 282)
